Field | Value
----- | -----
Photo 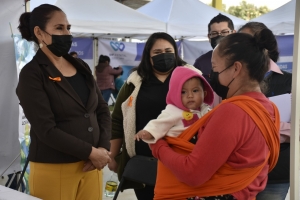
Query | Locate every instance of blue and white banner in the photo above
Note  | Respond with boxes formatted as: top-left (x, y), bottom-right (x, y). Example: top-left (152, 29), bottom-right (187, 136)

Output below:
top-left (276, 35), bottom-right (293, 73)
top-left (69, 37), bottom-right (93, 59)
top-left (182, 36), bottom-right (294, 73)
top-left (69, 37), bottom-right (94, 71)
top-left (98, 39), bottom-right (182, 68)
top-left (98, 39), bottom-right (140, 67)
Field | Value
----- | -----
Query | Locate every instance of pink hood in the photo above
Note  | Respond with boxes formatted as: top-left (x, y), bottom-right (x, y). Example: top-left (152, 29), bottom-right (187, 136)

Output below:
top-left (166, 66), bottom-right (214, 110)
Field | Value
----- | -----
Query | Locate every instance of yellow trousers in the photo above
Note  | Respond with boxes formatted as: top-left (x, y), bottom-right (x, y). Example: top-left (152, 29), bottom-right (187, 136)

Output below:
top-left (29, 161), bottom-right (103, 200)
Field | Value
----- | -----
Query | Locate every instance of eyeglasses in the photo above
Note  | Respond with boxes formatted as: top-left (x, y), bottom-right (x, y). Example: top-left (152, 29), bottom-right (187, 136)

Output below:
top-left (208, 30), bottom-right (233, 38)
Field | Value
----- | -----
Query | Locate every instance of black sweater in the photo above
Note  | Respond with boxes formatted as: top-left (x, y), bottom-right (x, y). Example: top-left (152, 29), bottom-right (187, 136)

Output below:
top-left (264, 70), bottom-right (292, 183)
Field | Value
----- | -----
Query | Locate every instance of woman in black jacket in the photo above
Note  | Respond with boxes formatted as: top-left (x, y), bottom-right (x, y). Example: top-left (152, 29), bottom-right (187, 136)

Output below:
top-left (17, 4), bottom-right (111, 200)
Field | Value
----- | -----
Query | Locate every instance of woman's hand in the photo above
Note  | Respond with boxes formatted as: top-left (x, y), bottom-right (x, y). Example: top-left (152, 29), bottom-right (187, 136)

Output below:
top-left (88, 147), bottom-right (111, 170)
top-left (108, 158), bottom-right (118, 173)
top-left (82, 160), bottom-right (96, 172)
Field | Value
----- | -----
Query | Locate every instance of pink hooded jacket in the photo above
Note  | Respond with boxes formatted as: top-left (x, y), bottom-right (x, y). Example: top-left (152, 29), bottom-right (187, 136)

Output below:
top-left (167, 66), bottom-right (214, 110)
top-left (142, 66), bottom-right (214, 144)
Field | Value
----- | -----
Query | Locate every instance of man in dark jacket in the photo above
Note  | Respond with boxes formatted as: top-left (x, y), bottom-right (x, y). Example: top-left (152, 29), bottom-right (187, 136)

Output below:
top-left (194, 13), bottom-right (236, 83)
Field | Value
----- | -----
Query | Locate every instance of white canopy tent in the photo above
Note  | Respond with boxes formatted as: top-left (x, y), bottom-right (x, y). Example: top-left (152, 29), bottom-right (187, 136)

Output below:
top-left (0, 0), bottom-right (23, 176)
top-left (137, 0), bottom-right (247, 39)
top-left (55, 0), bottom-right (166, 39)
top-left (0, 0), bottom-right (299, 199)
top-left (251, 0), bottom-right (295, 35)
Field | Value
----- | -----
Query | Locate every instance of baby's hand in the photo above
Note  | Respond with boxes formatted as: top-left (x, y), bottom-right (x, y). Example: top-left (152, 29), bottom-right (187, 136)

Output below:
top-left (135, 130), bottom-right (154, 141)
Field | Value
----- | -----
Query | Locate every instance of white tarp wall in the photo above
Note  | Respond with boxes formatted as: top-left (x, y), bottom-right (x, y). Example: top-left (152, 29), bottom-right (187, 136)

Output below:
top-left (55, 0), bottom-right (166, 39)
top-left (137, 0), bottom-right (247, 39)
top-left (251, 0), bottom-right (295, 35)
top-left (182, 36), bottom-right (294, 71)
top-left (182, 40), bottom-right (211, 65)
top-left (0, 0), bottom-right (23, 176)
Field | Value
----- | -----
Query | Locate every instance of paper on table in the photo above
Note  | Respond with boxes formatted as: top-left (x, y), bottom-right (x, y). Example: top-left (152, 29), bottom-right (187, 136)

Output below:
top-left (269, 93), bottom-right (291, 123)
top-left (0, 185), bottom-right (41, 200)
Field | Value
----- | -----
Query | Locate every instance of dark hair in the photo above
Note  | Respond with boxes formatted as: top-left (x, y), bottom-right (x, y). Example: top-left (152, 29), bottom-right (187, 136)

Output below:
top-left (136, 32), bottom-right (186, 82)
top-left (98, 55), bottom-right (110, 64)
top-left (238, 22), bottom-right (279, 62)
top-left (217, 29), bottom-right (276, 83)
top-left (18, 4), bottom-right (62, 44)
top-left (208, 13), bottom-right (234, 33)
top-left (95, 55), bottom-right (110, 72)
top-left (188, 77), bottom-right (204, 89)
top-left (69, 51), bottom-right (77, 56)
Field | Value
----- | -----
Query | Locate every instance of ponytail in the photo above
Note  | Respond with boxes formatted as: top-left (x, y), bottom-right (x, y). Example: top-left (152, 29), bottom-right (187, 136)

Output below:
top-left (17, 4), bottom-right (62, 44)
top-left (18, 12), bottom-right (33, 41)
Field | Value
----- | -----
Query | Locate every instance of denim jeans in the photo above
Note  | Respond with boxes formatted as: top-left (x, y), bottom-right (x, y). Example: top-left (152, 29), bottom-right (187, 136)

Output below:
top-left (256, 183), bottom-right (290, 200)
top-left (101, 89), bottom-right (112, 103)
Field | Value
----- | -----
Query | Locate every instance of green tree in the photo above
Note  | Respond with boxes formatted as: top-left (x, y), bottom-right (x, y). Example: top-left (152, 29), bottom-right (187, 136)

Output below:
top-left (227, 1), bottom-right (270, 20)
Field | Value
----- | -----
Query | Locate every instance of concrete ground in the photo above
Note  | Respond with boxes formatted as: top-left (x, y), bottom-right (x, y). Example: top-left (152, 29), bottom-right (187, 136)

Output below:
top-left (0, 166), bottom-right (296, 200)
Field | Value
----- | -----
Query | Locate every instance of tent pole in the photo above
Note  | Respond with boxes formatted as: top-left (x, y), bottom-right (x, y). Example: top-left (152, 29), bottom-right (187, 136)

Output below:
top-left (93, 36), bottom-right (98, 77)
top-left (25, 0), bottom-right (30, 12)
top-left (290, 0), bottom-right (300, 199)
top-left (180, 38), bottom-right (184, 60)
top-left (212, 0), bottom-right (222, 11)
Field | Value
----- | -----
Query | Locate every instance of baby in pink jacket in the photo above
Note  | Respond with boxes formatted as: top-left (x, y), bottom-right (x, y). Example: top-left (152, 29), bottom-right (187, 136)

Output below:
top-left (135, 66), bottom-right (214, 143)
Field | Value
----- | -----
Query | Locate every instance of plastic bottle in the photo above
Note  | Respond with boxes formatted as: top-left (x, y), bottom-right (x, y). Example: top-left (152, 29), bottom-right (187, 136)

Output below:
top-left (105, 172), bottom-right (119, 197)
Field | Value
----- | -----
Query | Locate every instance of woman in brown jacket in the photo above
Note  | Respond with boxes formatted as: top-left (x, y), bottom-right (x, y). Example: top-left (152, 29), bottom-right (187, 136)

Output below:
top-left (16, 4), bottom-right (111, 200)
top-left (95, 55), bottom-right (123, 103)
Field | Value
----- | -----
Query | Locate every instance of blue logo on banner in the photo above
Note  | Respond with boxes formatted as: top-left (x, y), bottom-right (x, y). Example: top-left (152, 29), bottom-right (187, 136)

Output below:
top-left (110, 41), bottom-right (125, 51)
top-left (69, 38), bottom-right (93, 59)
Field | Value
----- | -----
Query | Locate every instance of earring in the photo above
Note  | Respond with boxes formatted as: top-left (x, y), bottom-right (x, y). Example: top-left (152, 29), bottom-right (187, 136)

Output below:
top-left (39, 43), bottom-right (43, 48)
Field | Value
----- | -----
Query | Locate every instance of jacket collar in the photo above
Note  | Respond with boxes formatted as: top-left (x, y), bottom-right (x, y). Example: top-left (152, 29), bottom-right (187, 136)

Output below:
top-left (34, 49), bottom-right (94, 110)
top-left (269, 60), bottom-right (283, 75)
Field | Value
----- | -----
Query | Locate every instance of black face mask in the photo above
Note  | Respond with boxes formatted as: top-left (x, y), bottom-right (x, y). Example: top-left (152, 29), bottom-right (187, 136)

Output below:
top-left (210, 35), bottom-right (225, 49)
top-left (152, 53), bottom-right (176, 73)
top-left (43, 31), bottom-right (73, 57)
top-left (209, 64), bottom-right (235, 99)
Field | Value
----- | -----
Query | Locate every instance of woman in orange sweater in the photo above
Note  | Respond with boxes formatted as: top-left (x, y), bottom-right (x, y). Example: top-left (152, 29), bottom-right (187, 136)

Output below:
top-left (150, 30), bottom-right (280, 200)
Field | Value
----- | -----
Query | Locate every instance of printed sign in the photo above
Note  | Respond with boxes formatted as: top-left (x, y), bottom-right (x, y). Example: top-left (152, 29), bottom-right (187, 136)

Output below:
top-left (98, 39), bottom-right (182, 68)
top-left (69, 37), bottom-right (93, 59)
